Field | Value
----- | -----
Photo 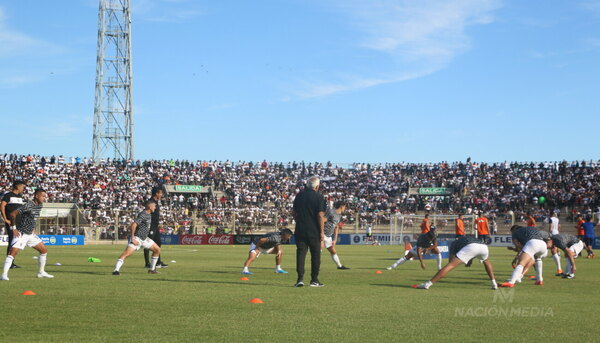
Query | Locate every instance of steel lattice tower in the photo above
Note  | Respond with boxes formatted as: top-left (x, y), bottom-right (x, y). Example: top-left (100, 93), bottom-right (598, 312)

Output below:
top-left (92, 0), bottom-right (134, 161)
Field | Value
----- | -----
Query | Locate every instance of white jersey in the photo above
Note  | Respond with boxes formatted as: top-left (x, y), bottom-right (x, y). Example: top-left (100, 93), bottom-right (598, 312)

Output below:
top-left (549, 217), bottom-right (559, 235)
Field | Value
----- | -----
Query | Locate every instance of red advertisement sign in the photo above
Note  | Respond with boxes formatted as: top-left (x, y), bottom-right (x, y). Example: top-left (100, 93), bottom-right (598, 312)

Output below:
top-left (179, 234), bottom-right (233, 245)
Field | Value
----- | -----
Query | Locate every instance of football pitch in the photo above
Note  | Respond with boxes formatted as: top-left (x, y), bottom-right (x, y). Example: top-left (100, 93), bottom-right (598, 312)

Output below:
top-left (1, 244), bottom-right (598, 342)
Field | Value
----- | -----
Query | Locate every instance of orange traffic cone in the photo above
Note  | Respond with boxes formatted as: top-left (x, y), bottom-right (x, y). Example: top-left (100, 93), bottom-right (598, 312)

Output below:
top-left (375, 270), bottom-right (383, 274)
top-left (240, 277), bottom-right (250, 281)
top-left (21, 290), bottom-right (36, 295)
top-left (249, 298), bottom-right (264, 304)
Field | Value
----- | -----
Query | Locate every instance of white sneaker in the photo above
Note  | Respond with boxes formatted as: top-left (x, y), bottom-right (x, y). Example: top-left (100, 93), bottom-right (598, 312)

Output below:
top-left (1, 275), bottom-right (8, 281)
top-left (37, 272), bottom-right (54, 278)
top-left (415, 283), bottom-right (430, 289)
top-left (386, 266), bottom-right (393, 270)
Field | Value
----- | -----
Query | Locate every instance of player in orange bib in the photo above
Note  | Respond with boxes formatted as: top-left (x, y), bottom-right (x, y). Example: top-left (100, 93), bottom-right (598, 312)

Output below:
top-left (421, 214), bottom-right (431, 234)
top-left (455, 214), bottom-right (465, 239)
top-left (526, 212), bottom-right (537, 227)
top-left (476, 213), bottom-right (490, 244)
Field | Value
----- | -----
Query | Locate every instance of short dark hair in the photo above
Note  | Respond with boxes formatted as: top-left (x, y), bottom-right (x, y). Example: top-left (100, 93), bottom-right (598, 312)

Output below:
top-left (13, 180), bottom-right (26, 189)
top-left (281, 228), bottom-right (293, 236)
top-left (34, 188), bottom-right (46, 195)
top-left (144, 200), bottom-right (157, 208)
top-left (334, 201), bottom-right (346, 209)
top-left (151, 186), bottom-right (163, 196)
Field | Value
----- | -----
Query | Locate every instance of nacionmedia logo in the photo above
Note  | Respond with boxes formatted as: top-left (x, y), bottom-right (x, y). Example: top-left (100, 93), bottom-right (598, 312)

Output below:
top-left (71, 237), bottom-right (78, 244)
top-left (49, 236), bottom-right (57, 244)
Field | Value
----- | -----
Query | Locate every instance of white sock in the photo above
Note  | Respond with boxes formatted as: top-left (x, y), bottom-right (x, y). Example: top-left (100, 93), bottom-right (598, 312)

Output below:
top-left (243, 266), bottom-right (249, 272)
top-left (436, 253), bottom-right (442, 271)
top-left (2, 255), bottom-right (13, 277)
top-left (150, 256), bottom-right (159, 271)
top-left (535, 259), bottom-right (543, 282)
top-left (391, 257), bottom-right (407, 269)
top-left (565, 259), bottom-right (572, 274)
top-left (425, 280), bottom-right (433, 288)
top-left (38, 253), bottom-right (47, 273)
top-left (509, 265), bottom-right (524, 284)
top-left (331, 254), bottom-right (342, 268)
top-left (114, 259), bottom-right (124, 272)
top-left (552, 253), bottom-right (561, 271)
top-left (491, 279), bottom-right (498, 288)
top-left (276, 265), bottom-right (283, 271)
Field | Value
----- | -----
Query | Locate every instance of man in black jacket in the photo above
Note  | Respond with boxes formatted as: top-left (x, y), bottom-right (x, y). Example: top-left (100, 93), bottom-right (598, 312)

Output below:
top-left (292, 176), bottom-right (326, 287)
top-left (144, 187), bottom-right (167, 268)
top-left (0, 181), bottom-right (26, 269)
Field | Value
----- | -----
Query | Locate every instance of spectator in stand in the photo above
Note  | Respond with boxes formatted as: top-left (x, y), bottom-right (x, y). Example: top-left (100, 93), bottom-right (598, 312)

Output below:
top-left (455, 214), bottom-right (465, 239)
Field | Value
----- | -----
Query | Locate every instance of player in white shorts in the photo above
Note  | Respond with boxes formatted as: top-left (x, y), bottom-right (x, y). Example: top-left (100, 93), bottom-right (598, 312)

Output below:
top-left (414, 235), bottom-right (498, 289)
top-left (242, 229), bottom-right (293, 275)
top-left (1, 188), bottom-right (53, 281)
top-left (323, 201), bottom-right (349, 269)
top-left (501, 226), bottom-right (552, 288)
top-left (551, 234), bottom-right (584, 279)
top-left (112, 200), bottom-right (161, 275)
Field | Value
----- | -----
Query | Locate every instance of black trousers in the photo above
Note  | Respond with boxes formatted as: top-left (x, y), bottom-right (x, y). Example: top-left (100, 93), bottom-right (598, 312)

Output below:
top-left (296, 236), bottom-right (321, 283)
top-left (5, 224), bottom-right (15, 266)
top-left (143, 229), bottom-right (162, 265)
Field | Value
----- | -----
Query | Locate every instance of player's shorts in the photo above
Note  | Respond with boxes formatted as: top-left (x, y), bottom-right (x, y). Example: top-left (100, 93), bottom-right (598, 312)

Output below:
top-left (11, 233), bottom-right (43, 250)
top-left (366, 233), bottom-right (373, 237)
top-left (456, 243), bottom-right (489, 264)
top-left (522, 239), bottom-right (548, 259)
top-left (568, 240), bottom-right (585, 256)
top-left (324, 236), bottom-right (334, 249)
top-left (128, 236), bottom-right (156, 251)
top-left (583, 237), bottom-right (594, 246)
top-left (249, 242), bottom-right (274, 256)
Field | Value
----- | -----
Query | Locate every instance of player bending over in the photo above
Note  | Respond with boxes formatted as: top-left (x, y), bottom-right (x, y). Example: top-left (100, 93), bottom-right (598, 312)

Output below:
top-left (242, 229), bottom-right (293, 275)
top-left (414, 235), bottom-right (498, 290)
top-left (387, 227), bottom-right (442, 271)
top-left (113, 200), bottom-right (161, 275)
top-left (2, 188), bottom-right (53, 281)
top-left (551, 234), bottom-right (584, 279)
top-left (500, 225), bottom-right (551, 288)
top-left (323, 201), bottom-right (350, 270)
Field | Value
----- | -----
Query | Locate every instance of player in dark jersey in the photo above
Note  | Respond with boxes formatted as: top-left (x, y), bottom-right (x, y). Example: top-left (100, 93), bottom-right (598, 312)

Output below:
top-left (414, 235), bottom-right (498, 289)
top-left (144, 187), bottom-right (167, 268)
top-left (386, 227), bottom-right (442, 271)
top-left (0, 180), bottom-right (26, 269)
top-left (241, 229), bottom-right (293, 275)
top-left (112, 200), bottom-right (161, 275)
top-left (2, 188), bottom-right (53, 281)
top-left (580, 217), bottom-right (596, 258)
top-left (551, 234), bottom-right (584, 279)
top-left (500, 225), bottom-right (552, 288)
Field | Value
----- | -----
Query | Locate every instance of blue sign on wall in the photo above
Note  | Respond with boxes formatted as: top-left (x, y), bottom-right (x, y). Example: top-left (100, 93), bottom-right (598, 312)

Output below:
top-left (161, 235), bottom-right (180, 245)
top-left (38, 235), bottom-right (84, 246)
top-left (593, 237), bottom-right (600, 250)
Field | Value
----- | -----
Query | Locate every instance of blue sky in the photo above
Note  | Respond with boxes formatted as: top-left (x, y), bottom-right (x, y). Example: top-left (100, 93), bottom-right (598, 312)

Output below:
top-left (0, 0), bottom-right (599, 163)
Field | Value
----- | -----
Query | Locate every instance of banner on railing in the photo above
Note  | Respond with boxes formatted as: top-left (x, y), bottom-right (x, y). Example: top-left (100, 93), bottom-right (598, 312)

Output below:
top-left (0, 235), bottom-right (8, 246)
top-left (179, 234), bottom-right (234, 245)
top-left (38, 235), bottom-right (84, 246)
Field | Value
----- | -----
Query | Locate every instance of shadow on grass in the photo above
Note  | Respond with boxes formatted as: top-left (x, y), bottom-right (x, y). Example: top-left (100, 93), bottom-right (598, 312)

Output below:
top-left (145, 278), bottom-right (292, 287)
top-left (370, 283), bottom-right (414, 288)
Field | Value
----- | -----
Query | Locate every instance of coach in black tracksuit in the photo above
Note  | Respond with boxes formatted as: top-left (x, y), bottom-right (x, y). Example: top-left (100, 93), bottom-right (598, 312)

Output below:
top-left (144, 187), bottom-right (167, 268)
top-left (292, 176), bottom-right (326, 287)
top-left (1, 181), bottom-right (26, 269)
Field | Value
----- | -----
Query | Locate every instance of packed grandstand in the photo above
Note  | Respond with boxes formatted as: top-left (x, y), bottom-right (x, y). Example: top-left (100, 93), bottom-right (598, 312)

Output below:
top-left (1, 153), bottom-right (599, 237)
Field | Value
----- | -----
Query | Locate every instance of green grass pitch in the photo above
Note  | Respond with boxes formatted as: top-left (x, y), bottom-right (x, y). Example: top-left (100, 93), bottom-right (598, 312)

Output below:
top-left (1, 244), bottom-right (599, 342)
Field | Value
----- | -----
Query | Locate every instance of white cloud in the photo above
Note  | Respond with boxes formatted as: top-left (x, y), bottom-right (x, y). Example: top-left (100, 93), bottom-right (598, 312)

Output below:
top-left (0, 7), bottom-right (61, 58)
top-left (289, 0), bottom-right (501, 100)
top-left (582, 1), bottom-right (600, 15)
top-left (132, 0), bottom-right (203, 23)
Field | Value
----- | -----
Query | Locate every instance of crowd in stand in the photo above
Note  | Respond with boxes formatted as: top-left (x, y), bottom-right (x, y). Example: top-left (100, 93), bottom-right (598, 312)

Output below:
top-left (1, 153), bottom-right (599, 235)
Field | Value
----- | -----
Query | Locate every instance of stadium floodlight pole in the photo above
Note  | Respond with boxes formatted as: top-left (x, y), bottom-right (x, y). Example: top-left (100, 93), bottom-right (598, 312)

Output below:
top-left (92, 0), bottom-right (134, 162)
